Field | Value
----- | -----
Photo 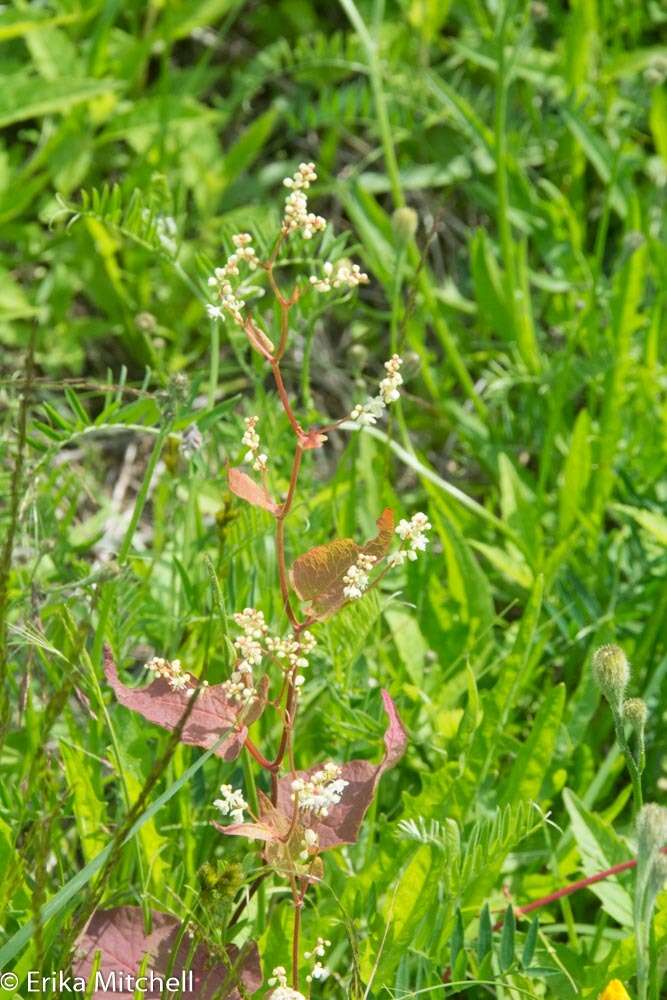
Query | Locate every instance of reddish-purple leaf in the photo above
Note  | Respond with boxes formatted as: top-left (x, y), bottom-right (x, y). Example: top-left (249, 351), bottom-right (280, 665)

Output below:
top-left (73, 906), bottom-right (261, 999)
top-left (228, 467), bottom-right (280, 515)
top-left (104, 647), bottom-right (247, 761)
top-left (221, 690), bottom-right (407, 853)
top-left (289, 509), bottom-right (394, 620)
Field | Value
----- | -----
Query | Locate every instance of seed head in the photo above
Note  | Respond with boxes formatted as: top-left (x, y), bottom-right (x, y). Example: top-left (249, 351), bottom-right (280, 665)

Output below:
top-left (592, 644), bottom-right (630, 707)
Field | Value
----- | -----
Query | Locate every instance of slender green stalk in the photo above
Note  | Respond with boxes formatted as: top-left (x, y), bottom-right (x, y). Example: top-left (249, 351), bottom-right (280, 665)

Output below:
top-left (208, 319), bottom-right (220, 409)
top-left (611, 708), bottom-right (643, 816)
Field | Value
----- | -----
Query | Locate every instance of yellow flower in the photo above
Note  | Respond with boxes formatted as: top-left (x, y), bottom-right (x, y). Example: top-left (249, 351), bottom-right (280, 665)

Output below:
top-left (598, 981), bottom-right (631, 1000)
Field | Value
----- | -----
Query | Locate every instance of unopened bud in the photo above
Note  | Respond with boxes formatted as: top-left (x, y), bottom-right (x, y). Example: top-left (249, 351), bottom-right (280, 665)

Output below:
top-left (592, 644), bottom-right (630, 708)
top-left (392, 206), bottom-right (418, 243)
top-left (637, 803), bottom-right (667, 859)
top-left (650, 854), bottom-right (667, 896)
top-left (623, 697), bottom-right (648, 730)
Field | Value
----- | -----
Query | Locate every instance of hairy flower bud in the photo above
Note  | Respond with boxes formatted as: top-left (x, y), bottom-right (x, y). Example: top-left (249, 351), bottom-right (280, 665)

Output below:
top-left (650, 853), bottom-right (667, 896)
top-left (623, 697), bottom-right (648, 730)
top-left (392, 206), bottom-right (418, 242)
top-left (592, 644), bottom-right (630, 708)
top-left (637, 803), bottom-right (667, 859)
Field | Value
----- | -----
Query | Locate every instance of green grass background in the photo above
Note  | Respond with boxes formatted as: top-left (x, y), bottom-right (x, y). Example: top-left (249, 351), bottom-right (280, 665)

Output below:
top-left (1, 0), bottom-right (666, 997)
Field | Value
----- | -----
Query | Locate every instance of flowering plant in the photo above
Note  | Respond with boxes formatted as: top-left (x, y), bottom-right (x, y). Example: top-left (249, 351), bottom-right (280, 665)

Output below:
top-left (100, 162), bottom-right (431, 997)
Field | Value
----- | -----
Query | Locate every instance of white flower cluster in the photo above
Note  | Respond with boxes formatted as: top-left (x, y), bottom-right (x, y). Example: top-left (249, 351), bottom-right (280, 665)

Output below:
top-left (291, 762), bottom-right (348, 818)
top-left (282, 163), bottom-right (326, 240)
top-left (206, 232), bottom-right (259, 327)
top-left (265, 629), bottom-right (316, 686)
top-left (223, 613), bottom-right (317, 705)
top-left (309, 260), bottom-right (369, 292)
top-left (387, 512), bottom-right (432, 567)
top-left (213, 783), bottom-right (248, 824)
top-left (222, 608), bottom-right (268, 705)
top-left (267, 969), bottom-right (306, 1000)
top-left (298, 827), bottom-right (319, 862)
top-left (350, 354), bottom-right (404, 426)
top-left (305, 937), bottom-right (331, 983)
top-left (145, 656), bottom-right (190, 692)
top-left (242, 415), bottom-right (268, 473)
top-left (342, 552), bottom-right (377, 600)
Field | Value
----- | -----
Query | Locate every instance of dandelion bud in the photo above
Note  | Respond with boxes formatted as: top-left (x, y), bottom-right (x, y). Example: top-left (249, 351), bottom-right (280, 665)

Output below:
top-left (392, 206), bottom-right (418, 242)
top-left (636, 803), bottom-right (667, 859)
top-left (623, 697), bottom-right (648, 730)
top-left (592, 644), bottom-right (630, 708)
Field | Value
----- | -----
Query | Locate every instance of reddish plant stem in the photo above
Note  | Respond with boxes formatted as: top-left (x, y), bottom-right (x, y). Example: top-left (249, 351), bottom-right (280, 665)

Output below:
top-left (493, 847), bottom-right (667, 929)
top-left (272, 361), bottom-right (302, 438)
top-left (244, 736), bottom-right (278, 772)
top-left (276, 519), bottom-right (298, 630)
top-left (281, 445), bottom-right (303, 518)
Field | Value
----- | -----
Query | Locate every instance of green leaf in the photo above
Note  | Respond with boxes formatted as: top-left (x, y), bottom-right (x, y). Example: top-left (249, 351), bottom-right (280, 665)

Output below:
top-left (0, 74), bottom-right (120, 128)
top-left (373, 845), bottom-right (439, 984)
top-left (499, 905), bottom-right (515, 972)
top-left (59, 742), bottom-right (107, 864)
top-left (477, 903), bottom-right (492, 960)
top-left (222, 107), bottom-right (281, 189)
top-left (613, 504), bottom-right (667, 546)
top-left (500, 683), bottom-right (565, 805)
top-left (558, 408), bottom-right (591, 536)
top-left (450, 908), bottom-right (464, 964)
top-left (385, 606), bottom-right (428, 686)
top-left (562, 788), bottom-right (634, 926)
top-left (521, 916), bottom-right (539, 968)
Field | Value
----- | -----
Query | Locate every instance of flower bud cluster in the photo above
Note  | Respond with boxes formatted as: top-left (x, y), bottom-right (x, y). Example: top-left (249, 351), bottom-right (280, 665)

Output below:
top-left (291, 762), bottom-right (349, 818)
top-left (213, 783), bottom-right (248, 825)
top-left (267, 968), bottom-right (306, 1000)
top-left (298, 827), bottom-right (319, 863)
top-left (145, 655), bottom-right (190, 692)
top-left (350, 354), bottom-right (404, 426)
top-left (305, 937), bottom-right (331, 983)
top-left (387, 512), bottom-right (432, 567)
top-left (309, 259), bottom-right (369, 292)
top-left (206, 232), bottom-right (259, 326)
top-left (242, 415), bottom-right (268, 472)
top-left (282, 163), bottom-right (326, 239)
top-left (342, 553), bottom-right (377, 600)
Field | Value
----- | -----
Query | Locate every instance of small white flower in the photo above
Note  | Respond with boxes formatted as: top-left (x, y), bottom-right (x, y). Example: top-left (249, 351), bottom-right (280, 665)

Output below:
top-left (292, 763), bottom-right (348, 818)
top-left (281, 163), bottom-right (326, 239)
top-left (241, 416), bottom-right (269, 472)
top-left (392, 512), bottom-right (432, 563)
top-left (342, 553), bottom-right (377, 600)
top-left (213, 784), bottom-right (248, 824)
top-left (310, 259), bottom-right (369, 292)
top-left (145, 655), bottom-right (190, 692)
top-left (350, 396), bottom-right (386, 427)
top-left (379, 354), bottom-right (404, 404)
